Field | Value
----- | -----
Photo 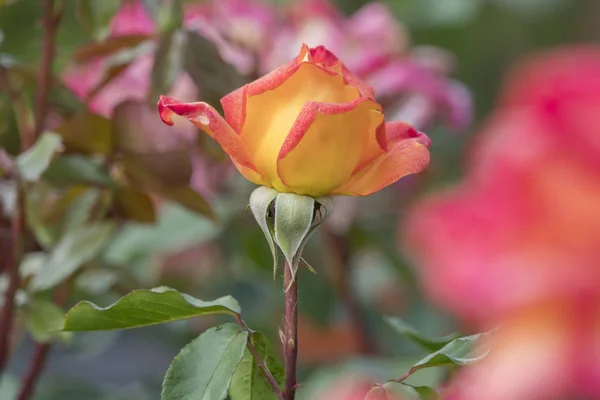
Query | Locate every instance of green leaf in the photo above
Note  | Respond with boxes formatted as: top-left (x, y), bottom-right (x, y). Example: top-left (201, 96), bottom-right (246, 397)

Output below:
top-left (230, 332), bottom-right (284, 400)
top-left (183, 31), bottom-right (247, 112)
top-left (142, 0), bottom-right (183, 32)
top-left (0, 375), bottom-right (18, 400)
top-left (249, 187), bottom-right (279, 276)
top-left (26, 300), bottom-right (72, 343)
top-left (16, 132), bottom-right (62, 181)
top-left (382, 382), bottom-right (439, 400)
top-left (403, 384), bottom-right (439, 400)
top-left (73, 34), bottom-right (152, 62)
top-left (29, 222), bottom-right (116, 291)
top-left (159, 186), bottom-right (216, 221)
top-left (25, 185), bottom-right (104, 248)
top-left (385, 316), bottom-right (460, 351)
top-left (149, 29), bottom-right (186, 102)
top-left (104, 202), bottom-right (223, 280)
top-left (75, 269), bottom-right (120, 295)
top-left (114, 187), bottom-right (156, 223)
top-left (393, 333), bottom-right (490, 384)
top-left (412, 333), bottom-right (488, 369)
top-left (19, 251), bottom-right (46, 279)
top-left (162, 323), bottom-right (248, 400)
top-left (43, 155), bottom-right (116, 187)
top-left (113, 101), bottom-right (215, 219)
top-left (63, 287), bottom-right (241, 331)
top-left (76, 0), bottom-right (122, 41)
top-left (54, 112), bottom-right (113, 155)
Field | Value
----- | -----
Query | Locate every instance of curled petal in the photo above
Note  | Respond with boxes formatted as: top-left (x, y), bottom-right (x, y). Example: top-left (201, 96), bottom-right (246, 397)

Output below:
top-left (276, 98), bottom-right (383, 197)
top-left (333, 121), bottom-right (431, 196)
top-left (221, 46), bottom-right (309, 133)
top-left (158, 95), bottom-right (262, 183)
top-left (308, 45), bottom-right (375, 100)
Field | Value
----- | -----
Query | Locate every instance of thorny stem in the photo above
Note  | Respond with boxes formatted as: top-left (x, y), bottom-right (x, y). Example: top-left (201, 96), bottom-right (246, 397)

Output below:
top-left (234, 315), bottom-right (284, 400)
top-left (16, 343), bottom-right (51, 400)
top-left (283, 263), bottom-right (299, 400)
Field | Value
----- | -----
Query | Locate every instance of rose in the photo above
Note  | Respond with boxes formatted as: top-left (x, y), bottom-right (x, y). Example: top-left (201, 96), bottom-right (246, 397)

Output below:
top-left (158, 44), bottom-right (431, 197)
top-left (402, 46), bottom-right (600, 400)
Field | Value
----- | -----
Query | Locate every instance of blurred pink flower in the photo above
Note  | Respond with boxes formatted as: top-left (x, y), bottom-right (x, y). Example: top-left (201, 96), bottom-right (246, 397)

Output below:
top-left (402, 46), bottom-right (600, 400)
top-left (108, 0), bottom-right (155, 36)
top-left (63, 0), bottom-right (195, 118)
top-left (63, 0), bottom-right (274, 117)
top-left (62, 0), bottom-right (243, 197)
top-left (263, 0), bottom-right (471, 130)
top-left (185, 0), bottom-right (275, 54)
top-left (313, 378), bottom-right (405, 400)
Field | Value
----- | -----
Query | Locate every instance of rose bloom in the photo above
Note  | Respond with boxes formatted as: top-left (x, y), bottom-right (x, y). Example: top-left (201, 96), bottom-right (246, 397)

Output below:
top-left (159, 44), bottom-right (431, 198)
top-left (402, 47), bottom-right (600, 400)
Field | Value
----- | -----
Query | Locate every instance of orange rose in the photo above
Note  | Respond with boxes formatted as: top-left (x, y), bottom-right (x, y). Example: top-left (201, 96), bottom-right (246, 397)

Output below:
top-left (158, 44), bottom-right (430, 197)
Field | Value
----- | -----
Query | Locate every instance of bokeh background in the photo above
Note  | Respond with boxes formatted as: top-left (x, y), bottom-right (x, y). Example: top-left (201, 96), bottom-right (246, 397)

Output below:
top-left (1, 0), bottom-right (599, 399)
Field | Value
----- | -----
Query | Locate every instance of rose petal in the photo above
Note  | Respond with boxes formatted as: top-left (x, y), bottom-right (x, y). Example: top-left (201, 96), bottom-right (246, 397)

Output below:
top-left (158, 95), bottom-right (263, 184)
top-left (333, 121), bottom-right (430, 196)
top-left (276, 98), bottom-right (383, 197)
top-left (239, 60), bottom-right (361, 188)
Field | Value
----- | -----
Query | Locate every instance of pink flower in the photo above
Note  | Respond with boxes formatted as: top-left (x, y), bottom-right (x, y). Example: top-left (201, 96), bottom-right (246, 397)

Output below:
top-left (62, 0), bottom-right (241, 198)
top-left (63, 0), bottom-right (273, 117)
top-left (185, 0), bottom-right (275, 54)
top-left (402, 46), bottom-right (600, 400)
top-left (263, 0), bottom-right (471, 130)
top-left (63, 1), bottom-right (195, 117)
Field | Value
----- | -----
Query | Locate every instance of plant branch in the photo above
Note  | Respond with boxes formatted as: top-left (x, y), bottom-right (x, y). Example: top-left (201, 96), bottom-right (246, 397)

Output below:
top-left (32, 0), bottom-right (62, 144)
top-left (234, 316), bottom-right (284, 400)
top-left (0, 191), bottom-right (24, 376)
top-left (283, 263), bottom-right (298, 400)
top-left (16, 343), bottom-right (51, 400)
top-left (0, 0), bottom-right (62, 383)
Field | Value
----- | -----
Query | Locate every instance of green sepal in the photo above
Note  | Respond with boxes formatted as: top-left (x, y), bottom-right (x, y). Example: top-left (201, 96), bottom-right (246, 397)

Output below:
top-left (274, 193), bottom-right (315, 290)
top-left (249, 187), bottom-right (279, 277)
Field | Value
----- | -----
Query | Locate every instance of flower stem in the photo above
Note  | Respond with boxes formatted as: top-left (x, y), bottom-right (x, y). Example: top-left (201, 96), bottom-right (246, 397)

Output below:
top-left (0, 192), bottom-right (24, 376)
top-left (16, 343), bottom-right (51, 400)
top-left (0, 0), bottom-right (62, 383)
top-left (283, 263), bottom-right (299, 400)
top-left (32, 0), bottom-right (62, 143)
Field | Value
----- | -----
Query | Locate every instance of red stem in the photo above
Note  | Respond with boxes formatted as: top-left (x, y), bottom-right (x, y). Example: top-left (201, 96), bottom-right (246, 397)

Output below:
top-left (283, 263), bottom-right (298, 400)
top-left (16, 343), bottom-right (51, 400)
top-left (0, 196), bottom-right (24, 375)
top-left (0, 0), bottom-right (61, 389)
top-left (32, 0), bottom-right (61, 143)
